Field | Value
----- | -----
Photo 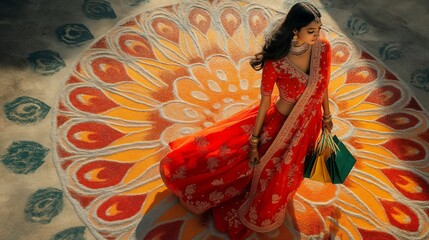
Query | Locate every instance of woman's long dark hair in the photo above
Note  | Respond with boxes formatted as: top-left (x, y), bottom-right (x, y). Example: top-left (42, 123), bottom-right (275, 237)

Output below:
top-left (250, 2), bottom-right (321, 70)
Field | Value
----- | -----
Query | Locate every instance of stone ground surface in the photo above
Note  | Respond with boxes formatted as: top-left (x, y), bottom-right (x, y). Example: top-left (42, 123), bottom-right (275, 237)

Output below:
top-left (0, 0), bottom-right (428, 239)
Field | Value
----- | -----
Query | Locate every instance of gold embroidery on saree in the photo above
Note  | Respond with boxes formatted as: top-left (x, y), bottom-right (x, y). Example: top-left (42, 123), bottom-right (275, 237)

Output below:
top-left (238, 39), bottom-right (326, 232)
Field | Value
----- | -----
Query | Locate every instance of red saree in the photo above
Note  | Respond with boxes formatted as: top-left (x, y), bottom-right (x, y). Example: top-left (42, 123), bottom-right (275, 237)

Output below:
top-left (160, 38), bottom-right (331, 239)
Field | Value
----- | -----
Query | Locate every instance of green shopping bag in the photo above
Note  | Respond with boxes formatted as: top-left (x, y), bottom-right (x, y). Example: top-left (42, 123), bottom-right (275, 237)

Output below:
top-left (304, 152), bottom-right (316, 178)
top-left (304, 129), bottom-right (337, 182)
top-left (326, 135), bottom-right (356, 184)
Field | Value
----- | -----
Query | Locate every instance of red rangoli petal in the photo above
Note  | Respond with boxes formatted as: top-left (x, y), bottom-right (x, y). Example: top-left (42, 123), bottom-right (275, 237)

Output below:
top-left (332, 43), bottom-right (351, 65)
top-left (382, 168), bottom-right (429, 201)
top-left (365, 85), bottom-right (401, 106)
top-left (119, 34), bottom-right (156, 59)
top-left (76, 160), bottom-right (134, 189)
top-left (189, 8), bottom-right (211, 34)
top-left (91, 57), bottom-right (133, 84)
top-left (151, 18), bottom-right (180, 43)
top-left (380, 199), bottom-right (419, 232)
top-left (69, 87), bottom-right (119, 114)
top-left (346, 66), bottom-right (378, 84)
top-left (376, 113), bottom-right (419, 130)
top-left (221, 8), bottom-right (242, 37)
top-left (67, 122), bottom-right (125, 150)
top-left (248, 9), bottom-right (268, 37)
top-left (381, 138), bottom-right (425, 161)
top-left (97, 195), bottom-right (147, 222)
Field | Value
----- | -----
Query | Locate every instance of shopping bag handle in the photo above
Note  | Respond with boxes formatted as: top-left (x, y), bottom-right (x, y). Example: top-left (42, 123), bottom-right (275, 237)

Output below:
top-left (315, 128), bottom-right (340, 155)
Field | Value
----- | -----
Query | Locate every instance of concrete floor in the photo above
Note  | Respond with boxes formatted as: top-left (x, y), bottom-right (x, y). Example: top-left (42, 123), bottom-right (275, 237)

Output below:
top-left (0, 0), bottom-right (428, 239)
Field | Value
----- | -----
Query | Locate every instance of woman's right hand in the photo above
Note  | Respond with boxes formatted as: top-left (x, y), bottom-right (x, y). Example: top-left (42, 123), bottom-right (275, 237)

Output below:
top-left (248, 147), bottom-right (260, 168)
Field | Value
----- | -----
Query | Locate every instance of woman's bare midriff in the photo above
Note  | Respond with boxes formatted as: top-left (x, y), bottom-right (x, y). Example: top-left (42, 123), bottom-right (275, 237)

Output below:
top-left (275, 99), bottom-right (296, 117)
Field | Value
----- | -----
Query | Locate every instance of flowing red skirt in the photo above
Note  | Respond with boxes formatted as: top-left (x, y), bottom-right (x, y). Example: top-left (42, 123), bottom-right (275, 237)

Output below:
top-left (160, 100), bottom-right (291, 239)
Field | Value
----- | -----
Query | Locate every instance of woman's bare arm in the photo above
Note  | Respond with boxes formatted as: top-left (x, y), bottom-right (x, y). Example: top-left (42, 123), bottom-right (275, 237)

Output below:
top-left (248, 95), bottom-right (271, 166)
top-left (322, 89), bottom-right (330, 115)
top-left (252, 95), bottom-right (271, 137)
top-left (322, 89), bottom-right (333, 132)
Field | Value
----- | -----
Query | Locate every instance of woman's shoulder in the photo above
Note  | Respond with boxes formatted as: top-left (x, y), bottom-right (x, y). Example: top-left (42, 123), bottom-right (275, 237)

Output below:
top-left (265, 59), bottom-right (279, 67)
top-left (320, 37), bottom-right (331, 47)
top-left (319, 37), bottom-right (331, 53)
top-left (267, 56), bottom-right (286, 65)
top-left (262, 59), bottom-right (282, 74)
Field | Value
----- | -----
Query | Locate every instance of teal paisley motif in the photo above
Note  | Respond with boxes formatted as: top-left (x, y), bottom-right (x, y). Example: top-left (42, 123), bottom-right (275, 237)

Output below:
top-left (82, 0), bottom-right (116, 20)
top-left (1, 141), bottom-right (49, 174)
top-left (124, 0), bottom-right (149, 6)
top-left (55, 23), bottom-right (94, 46)
top-left (347, 17), bottom-right (369, 36)
top-left (27, 50), bottom-right (66, 76)
top-left (52, 226), bottom-right (86, 240)
top-left (3, 96), bottom-right (51, 124)
top-left (24, 188), bottom-right (64, 224)
top-left (411, 68), bottom-right (429, 92)
top-left (320, 0), bottom-right (334, 7)
top-left (282, 0), bottom-right (301, 9)
top-left (379, 42), bottom-right (403, 60)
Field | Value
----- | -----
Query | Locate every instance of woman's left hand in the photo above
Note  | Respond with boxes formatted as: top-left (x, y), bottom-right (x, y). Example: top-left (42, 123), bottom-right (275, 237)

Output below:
top-left (323, 120), bottom-right (333, 133)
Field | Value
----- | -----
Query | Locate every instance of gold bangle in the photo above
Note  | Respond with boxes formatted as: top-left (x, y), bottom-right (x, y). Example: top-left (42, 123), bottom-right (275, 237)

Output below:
top-left (322, 114), bottom-right (332, 121)
top-left (250, 134), bottom-right (259, 140)
top-left (249, 138), bottom-right (259, 143)
top-left (249, 135), bottom-right (259, 144)
top-left (250, 142), bottom-right (259, 147)
top-left (323, 118), bottom-right (332, 123)
top-left (323, 114), bottom-right (332, 119)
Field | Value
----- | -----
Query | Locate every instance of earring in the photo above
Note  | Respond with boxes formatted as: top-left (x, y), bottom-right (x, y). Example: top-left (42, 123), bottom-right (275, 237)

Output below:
top-left (289, 33), bottom-right (310, 56)
top-left (292, 34), bottom-right (298, 46)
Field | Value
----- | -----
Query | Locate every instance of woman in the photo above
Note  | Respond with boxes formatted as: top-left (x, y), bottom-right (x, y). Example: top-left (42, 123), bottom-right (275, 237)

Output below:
top-left (159, 2), bottom-right (333, 239)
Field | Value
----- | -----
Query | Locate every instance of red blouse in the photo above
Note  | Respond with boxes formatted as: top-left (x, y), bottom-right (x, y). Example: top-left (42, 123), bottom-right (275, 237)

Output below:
top-left (261, 56), bottom-right (309, 103)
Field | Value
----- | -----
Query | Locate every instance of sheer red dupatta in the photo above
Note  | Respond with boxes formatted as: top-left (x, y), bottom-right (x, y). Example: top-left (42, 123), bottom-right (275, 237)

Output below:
top-left (237, 38), bottom-right (332, 232)
top-left (159, 38), bottom-right (332, 238)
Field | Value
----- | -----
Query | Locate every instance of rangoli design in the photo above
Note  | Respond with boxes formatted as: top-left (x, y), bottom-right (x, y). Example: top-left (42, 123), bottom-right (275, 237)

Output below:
top-left (52, 1), bottom-right (429, 239)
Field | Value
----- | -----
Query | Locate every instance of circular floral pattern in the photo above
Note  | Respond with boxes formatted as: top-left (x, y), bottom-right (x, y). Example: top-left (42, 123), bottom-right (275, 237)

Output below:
top-left (52, 1), bottom-right (429, 239)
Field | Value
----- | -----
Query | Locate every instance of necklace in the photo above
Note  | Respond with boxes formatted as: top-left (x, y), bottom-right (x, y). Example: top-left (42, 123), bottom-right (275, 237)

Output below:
top-left (289, 42), bottom-right (310, 56)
